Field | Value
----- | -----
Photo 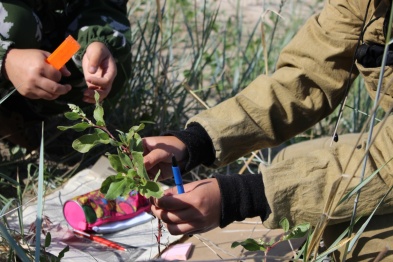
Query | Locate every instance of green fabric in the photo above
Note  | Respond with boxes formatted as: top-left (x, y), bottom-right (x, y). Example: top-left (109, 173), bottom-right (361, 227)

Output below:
top-left (0, 0), bottom-right (131, 115)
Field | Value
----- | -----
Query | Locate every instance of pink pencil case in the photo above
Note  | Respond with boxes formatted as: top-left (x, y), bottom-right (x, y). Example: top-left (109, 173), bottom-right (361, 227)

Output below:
top-left (63, 189), bottom-right (151, 231)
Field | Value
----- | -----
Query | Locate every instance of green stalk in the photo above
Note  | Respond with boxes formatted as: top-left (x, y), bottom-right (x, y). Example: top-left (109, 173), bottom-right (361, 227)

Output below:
top-left (34, 122), bottom-right (45, 261)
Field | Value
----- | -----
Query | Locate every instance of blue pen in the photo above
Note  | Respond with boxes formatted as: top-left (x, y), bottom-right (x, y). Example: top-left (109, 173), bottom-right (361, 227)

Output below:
top-left (171, 155), bottom-right (185, 194)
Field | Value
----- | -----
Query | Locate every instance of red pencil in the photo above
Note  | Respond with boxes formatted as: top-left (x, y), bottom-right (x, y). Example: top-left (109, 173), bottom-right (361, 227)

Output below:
top-left (73, 229), bottom-right (127, 251)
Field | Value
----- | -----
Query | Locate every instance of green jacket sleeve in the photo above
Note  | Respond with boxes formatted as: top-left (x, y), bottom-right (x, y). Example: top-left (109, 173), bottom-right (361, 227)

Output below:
top-left (186, 0), bottom-right (362, 168)
top-left (70, 0), bottom-right (131, 69)
top-left (0, 39), bottom-right (14, 79)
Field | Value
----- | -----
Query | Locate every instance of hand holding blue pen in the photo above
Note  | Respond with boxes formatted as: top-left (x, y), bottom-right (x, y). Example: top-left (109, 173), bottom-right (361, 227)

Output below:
top-left (171, 155), bottom-right (185, 194)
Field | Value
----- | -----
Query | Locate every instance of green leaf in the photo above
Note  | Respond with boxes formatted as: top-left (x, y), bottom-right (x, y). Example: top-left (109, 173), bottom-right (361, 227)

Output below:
top-left (140, 120), bottom-right (156, 125)
top-left (138, 180), bottom-right (163, 198)
top-left (283, 223), bottom-right (310, 240)
top-left (93, 104), bottom-right (105, 126)
top-left (0, 173), bottom-right (19, 186)
top-left (94, 90), bottom-right (100, 103)
top-left (97, 129), bottom-right (110, 140)
top-left (108, 139), bottom-right (122, 147)
top-left (105, 178), bottom-right (130, 200)
top-left (132, 151), bottom-right (149, 180)
top-left (183, 69), bottom-right (191, 79)
top-left (126, 132), bottom-right (135, 150)
top-left (130, 123), bottom-right (145, 133)
top-left (294, 230), bottom-right (312, 260)
top-left (126, 128), bottom-right (135, 141)
top-left (127, 124), bottom-right (145, 150)
top-left (126, 168), bottom-right (138, 179)
top-left (117, 132), bottom-right (128, 145)
top-left (133, 133), bottom-right (143, 152)
top-left (0, 199), bottom-right (16, 216)
top-left (231, 238), bottom-right (266, 251)
top-left (72, 129), bottom-right (110, 153)
top-left (279, 217), bottom-right (290, 232)
top-left (121, 187), bottom-right (133, 199)
top-left (35, 123), bottom-right (45, 260)
top-left (93, 91), bottom-right (105, 126)
top-left (118, 149), bottom-right (133, 169)
top-left (338, 157), bottom-right (393, 205)
top-left (44, 232), bottom-right (52, 248)
top-left (64, 112), bottom-right (81, 120)
top-left (100, 175), bottom-right (118, 194)
top-left (57, 245), bottom-right (70, 260)
top-left (313, 218), bottom-right (361, 261)
top-left (57, 122), bottom-right (91, 132)
top-left (347, 186), bottom-right (393, 252)
top-left (0, 222), bottom-right (30, 261)
top-left (125, 170), bottom-right (137, 188)
top-left (68, 103), bottom-right (85, 117)
top-left (108, 154), bottom-right (127, 173)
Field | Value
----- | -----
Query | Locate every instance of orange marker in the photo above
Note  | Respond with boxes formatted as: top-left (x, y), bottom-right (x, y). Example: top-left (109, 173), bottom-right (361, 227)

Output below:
top-left (46, 35), bottom-right (81, 70)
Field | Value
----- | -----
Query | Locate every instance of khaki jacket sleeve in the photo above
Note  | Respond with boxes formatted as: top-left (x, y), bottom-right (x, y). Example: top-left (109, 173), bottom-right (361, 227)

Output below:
top-left (262, 115), bottom-right (393, 228)
top-left (186, 0), bottom-right (363, 167)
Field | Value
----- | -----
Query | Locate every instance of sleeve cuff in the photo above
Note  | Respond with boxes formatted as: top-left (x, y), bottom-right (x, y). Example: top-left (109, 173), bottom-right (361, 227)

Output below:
top-left (0, 40), bottom-right (15, 80)
top-left (163, 122), bottom-right (215, 172)
top-left (215, 173), bottom-right (270, 228)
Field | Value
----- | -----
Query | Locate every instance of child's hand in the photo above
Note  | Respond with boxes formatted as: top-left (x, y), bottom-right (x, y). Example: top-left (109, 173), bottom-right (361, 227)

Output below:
top-left (143, 136), bottom-right (188, 181)
top-left (82, 42), bottom-right (117, 103)
top-left (150, 178), bottom-right (221, 235)
top-left (4, 48), bottom-right (71, 99)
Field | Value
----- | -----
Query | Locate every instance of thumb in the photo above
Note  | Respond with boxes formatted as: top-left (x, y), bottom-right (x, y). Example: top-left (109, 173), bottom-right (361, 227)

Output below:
top-left (87, 54), bottom-right (100, 74)
top-left (85, 47), bottom-right (103, 74)
top-left (59, 66), bottom-right (71, 76)
top-left (143, 148), bottom-right (172, 170)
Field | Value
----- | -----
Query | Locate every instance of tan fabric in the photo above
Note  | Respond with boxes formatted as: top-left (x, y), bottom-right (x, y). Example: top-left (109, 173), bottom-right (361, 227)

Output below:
top-left (187, 0), bottom-right (392, 167)
top-left (186, 0), bottom-right (393, 260)
top-left (271, 133), bottom-right (393, 261)
top-left (262, 116), bottom-right (393, 226)
top-left (324, 215), bottom-right (393, 261)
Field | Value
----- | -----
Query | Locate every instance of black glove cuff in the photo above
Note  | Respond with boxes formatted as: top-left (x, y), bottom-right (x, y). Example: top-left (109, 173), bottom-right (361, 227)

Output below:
top-left (163, 122), bottom-right (215, 172)
top-left (215, 173), bottom-right (270, 228)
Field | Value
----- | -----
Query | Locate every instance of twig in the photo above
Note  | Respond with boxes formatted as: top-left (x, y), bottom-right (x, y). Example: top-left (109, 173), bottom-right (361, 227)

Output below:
top-left (373, 245), bottom-right (389, 262)
top-left (182, 82), bottom-right (210, 109)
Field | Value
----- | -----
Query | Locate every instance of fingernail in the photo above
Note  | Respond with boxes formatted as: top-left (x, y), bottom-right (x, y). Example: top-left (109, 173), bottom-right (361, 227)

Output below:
top-left (89, 66), bottom-right (97, 73)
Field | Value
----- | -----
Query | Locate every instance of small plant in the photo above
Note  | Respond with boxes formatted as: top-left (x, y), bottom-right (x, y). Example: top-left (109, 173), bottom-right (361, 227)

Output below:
top-left (232, 218), bottom-right (310, 261)
top-left (58, 91), bottom-right (163, 200)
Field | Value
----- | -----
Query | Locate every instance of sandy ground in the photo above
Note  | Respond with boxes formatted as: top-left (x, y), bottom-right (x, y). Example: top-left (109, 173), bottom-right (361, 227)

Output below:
top-left (204, 0), bottom-right (322, 26)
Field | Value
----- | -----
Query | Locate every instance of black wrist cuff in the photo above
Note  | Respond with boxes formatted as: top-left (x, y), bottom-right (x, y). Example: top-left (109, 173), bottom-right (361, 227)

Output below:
top-left (163, 122), bottom-right (215, 172)
top-left (215, 173), bottom-right (270, 228)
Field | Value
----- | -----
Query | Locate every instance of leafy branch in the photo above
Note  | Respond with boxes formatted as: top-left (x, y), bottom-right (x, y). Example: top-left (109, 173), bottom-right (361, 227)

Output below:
top-left (58, 91), bottom-right (163, 199)
top-left (232, 218), bottom-right (310, 261)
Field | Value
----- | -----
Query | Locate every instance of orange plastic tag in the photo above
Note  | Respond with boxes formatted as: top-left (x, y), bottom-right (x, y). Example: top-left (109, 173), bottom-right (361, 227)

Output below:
top-left (46, 35), bottom-right (81, 70)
